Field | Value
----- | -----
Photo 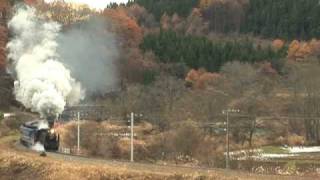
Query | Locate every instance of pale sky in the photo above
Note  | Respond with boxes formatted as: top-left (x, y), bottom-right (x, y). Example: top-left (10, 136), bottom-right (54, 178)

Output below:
top-left (44, 0), bottom-right (129, 10)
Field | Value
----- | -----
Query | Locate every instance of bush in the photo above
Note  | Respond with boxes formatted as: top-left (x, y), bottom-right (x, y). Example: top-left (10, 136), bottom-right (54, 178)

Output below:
top-left (60, 121), bottom-right (117, 157)
top-left (60, 121), bottom-right (150, 160)
top-left (147, 120), bottom-right (204, 162)
top-left (195, 136), bottom-right (225, 168)
top-left (173, 120), bottom-right (203, 156)
top-left (287, 134), bottom-right (305, 146)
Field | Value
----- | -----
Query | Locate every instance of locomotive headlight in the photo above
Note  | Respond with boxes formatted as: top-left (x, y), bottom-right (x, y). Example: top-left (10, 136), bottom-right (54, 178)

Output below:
top-left (49, 129), bottom-right (55, 134)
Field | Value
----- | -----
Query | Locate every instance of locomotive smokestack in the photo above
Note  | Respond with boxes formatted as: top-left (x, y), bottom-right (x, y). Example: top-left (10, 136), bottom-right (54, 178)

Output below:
top-left (46, 115), bottom-right (56, 128)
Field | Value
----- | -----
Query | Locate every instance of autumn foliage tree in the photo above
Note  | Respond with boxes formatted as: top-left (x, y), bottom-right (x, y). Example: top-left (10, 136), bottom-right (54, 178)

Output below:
top-left (125, 4), bottom-right (156, 28)
top-left (103, 7), bottom-right (143, 47)
top-left (36, 1), bottom-right (93, 26)
top-left (287, 39), bottom-right (320, 61)
top-left (103, 7), bottom-right (157, 85)
top-left (185, 69), bottom-right (220, 89)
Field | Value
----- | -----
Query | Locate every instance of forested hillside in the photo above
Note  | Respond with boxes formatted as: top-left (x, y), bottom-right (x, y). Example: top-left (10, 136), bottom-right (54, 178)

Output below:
top-left (242, 0), bottom-right (320, 39)
top-left (102, 0), bottom-right (320, 148)
top-left (132, 0), bottom-right (198, 20)
top-left (141, 30), bottom-right (286, 72)
top-left (128, 0), bottom-right (320, 40)
top-left (3, 0), bottom-right (320, 171)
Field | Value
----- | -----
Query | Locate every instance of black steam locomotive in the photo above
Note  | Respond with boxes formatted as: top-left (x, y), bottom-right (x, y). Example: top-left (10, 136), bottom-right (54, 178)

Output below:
top-left (20, 120), bottom-right (60, 151)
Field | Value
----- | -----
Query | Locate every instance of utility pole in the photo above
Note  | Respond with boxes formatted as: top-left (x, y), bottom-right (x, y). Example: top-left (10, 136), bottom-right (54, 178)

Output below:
top-left (222, 109), bottom-right (240, 170)
top-left (127, 112), bottom-right (143, 162)
top-left (77, 112), bottom-right (80, 154)
top-left (226, 110), bottom-right (229, 169)
top-left (130, 112), bottom-right (134, 162)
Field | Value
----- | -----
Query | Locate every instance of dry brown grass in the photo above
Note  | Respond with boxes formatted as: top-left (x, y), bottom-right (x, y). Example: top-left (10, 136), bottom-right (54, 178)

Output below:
top-left (0, 134), bottom-right (311, 180)
top-left (0, 148), bottom-right (306, 180)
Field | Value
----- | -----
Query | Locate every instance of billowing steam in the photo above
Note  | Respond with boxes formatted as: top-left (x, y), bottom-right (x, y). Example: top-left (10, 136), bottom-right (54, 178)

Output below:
top-left (7, 7), bottom-right (84, 118)
top-left (38, 120), bottom-right (50, 130)
top-left (57, 17), bottom-right (119, 94)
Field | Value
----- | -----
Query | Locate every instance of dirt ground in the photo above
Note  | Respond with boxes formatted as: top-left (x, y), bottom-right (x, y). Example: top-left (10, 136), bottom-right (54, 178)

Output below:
top-left (0, 135), bottom-right (314, 180)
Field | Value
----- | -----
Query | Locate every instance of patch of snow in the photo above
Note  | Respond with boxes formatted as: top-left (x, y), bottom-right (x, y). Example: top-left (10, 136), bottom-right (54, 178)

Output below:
top-left (225, 149), bottom-right (262, 156)
top-left (287, 146), bottom-right (320, 153)
top-left (228, 146), bottom-right (320, 161)
top-left (258, 153), bottom-right (296, 158)
top-left (288, 146), bottom-right (320, 153)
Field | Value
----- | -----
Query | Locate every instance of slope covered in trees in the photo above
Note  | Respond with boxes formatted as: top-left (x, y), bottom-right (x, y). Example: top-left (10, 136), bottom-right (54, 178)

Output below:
top-left (132, 0), bottom-right (199, 21)
top-left (141, 30), bottom-right (286, 72)
top-left (4, 0), bottom-right (320, 172)
top-left (242, 0), bottom-right (320, 40)
top-left (127, 0), bottom-right (320, 47)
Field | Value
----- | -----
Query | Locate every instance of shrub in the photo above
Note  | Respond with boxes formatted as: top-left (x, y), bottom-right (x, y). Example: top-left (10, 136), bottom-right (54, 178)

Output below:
top-left (173, 120), bottom-right (203, 156)
top-left (60, 121), bottom-right (150, 160)
top-left (287, 134), bottom-right (305, 146)
top-left (60, 121), bottom-right (117, 157)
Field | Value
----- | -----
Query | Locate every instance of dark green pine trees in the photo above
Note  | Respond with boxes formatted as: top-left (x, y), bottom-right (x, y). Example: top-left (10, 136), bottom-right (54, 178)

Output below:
top-left (242, 0), bottom-right (320, 40)
top-left (141, 30), bottom-right (286, 73)
top-left (133, 0), bottom-right (199, 20)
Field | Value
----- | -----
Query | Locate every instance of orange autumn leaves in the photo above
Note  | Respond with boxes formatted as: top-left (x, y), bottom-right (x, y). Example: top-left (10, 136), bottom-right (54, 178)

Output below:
top-left (103, 8), bottom-right (143, 47)
top-left (287, 39), bottom-right (320, 61)
top-left (185, 69), bottom-right (220, 89)
top-left (273, 39), bottom-right (320, 61)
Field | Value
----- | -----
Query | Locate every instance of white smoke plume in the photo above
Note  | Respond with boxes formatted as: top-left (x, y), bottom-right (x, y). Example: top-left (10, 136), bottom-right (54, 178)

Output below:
top-left (37, 120), bottom-right (49, 130)
top-left (57, 17), bottom-right (119, 94)
top-left (7, 6), bottom-right (84, 118)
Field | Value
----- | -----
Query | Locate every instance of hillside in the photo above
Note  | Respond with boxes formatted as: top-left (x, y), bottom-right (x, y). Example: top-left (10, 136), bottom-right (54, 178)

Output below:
top-left (2, 0), bottom-right (320, 178)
